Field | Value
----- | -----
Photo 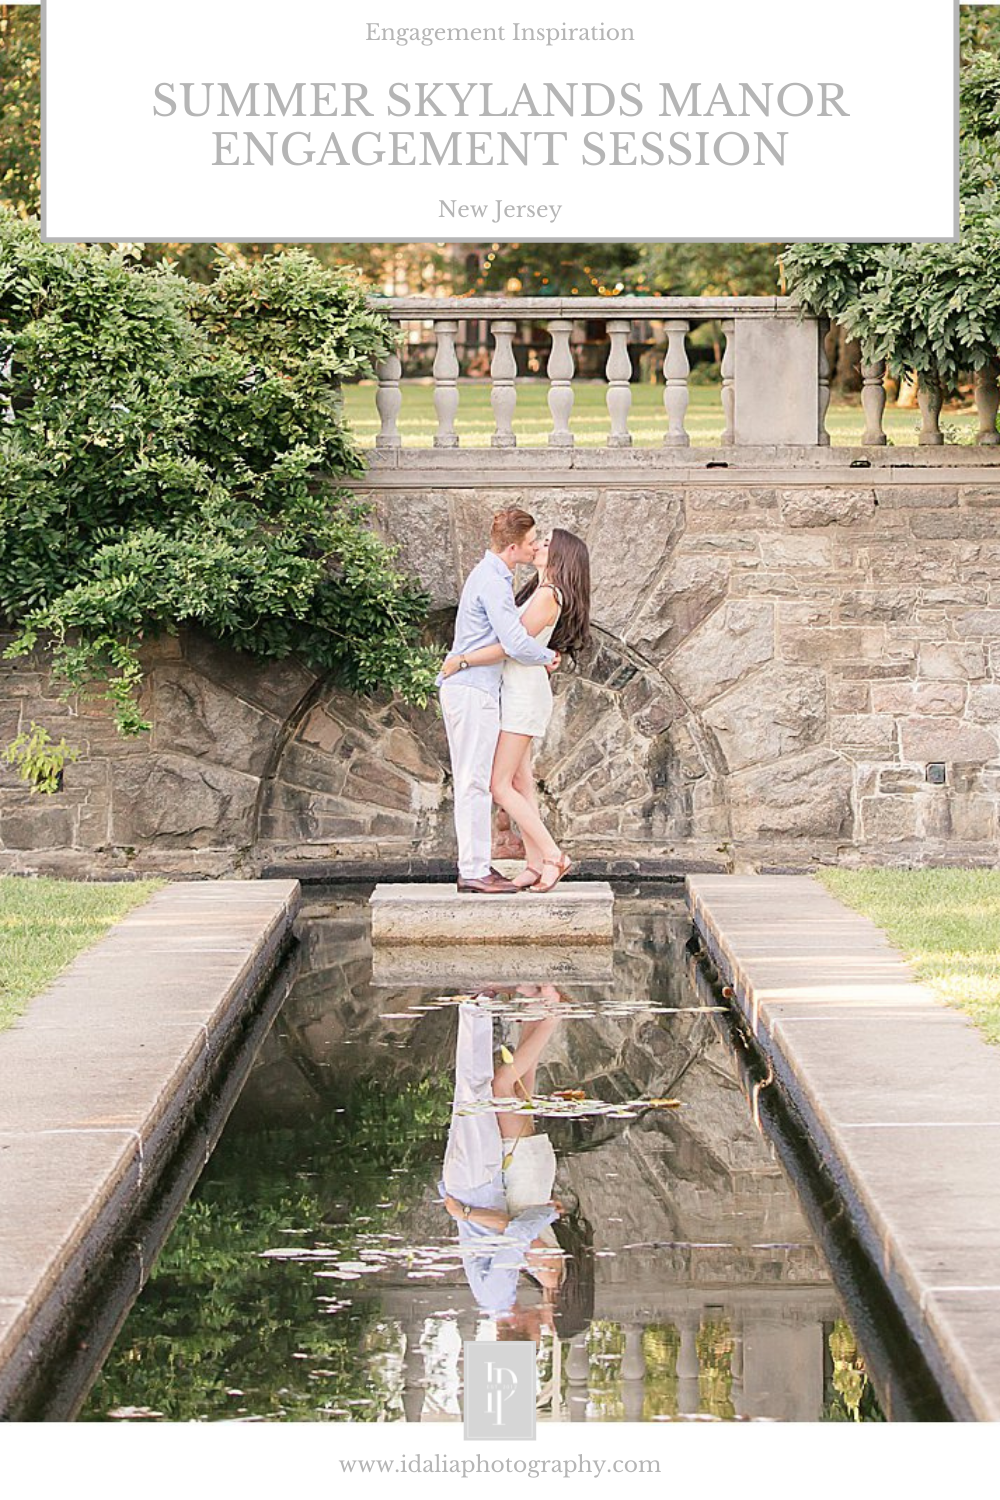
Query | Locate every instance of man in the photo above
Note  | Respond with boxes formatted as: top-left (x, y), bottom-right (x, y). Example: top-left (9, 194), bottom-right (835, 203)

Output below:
top-left (438, 508), bottom-right (558, 893)
top-left (439, 998), bottom-right (561, 1313)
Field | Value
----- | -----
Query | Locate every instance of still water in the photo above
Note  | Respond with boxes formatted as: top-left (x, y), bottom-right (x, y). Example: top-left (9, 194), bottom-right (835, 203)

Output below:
top-left (82, 887), bottom-right (884, 1423)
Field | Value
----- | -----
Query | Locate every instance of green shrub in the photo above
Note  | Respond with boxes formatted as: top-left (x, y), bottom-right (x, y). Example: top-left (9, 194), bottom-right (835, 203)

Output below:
top-left (0, 218), bottom-right (437, 733)
top-left (782, 38), bottom-right (1000, 390)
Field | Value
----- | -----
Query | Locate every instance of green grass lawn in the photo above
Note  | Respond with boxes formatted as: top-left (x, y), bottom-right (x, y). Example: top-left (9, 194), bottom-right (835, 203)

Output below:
top-left (0, 877), bottom-right (164, 1032)
top-left (815, 869), bottom-right (1000, 1045)
top-left (343, 380), bottom-right (979, 450)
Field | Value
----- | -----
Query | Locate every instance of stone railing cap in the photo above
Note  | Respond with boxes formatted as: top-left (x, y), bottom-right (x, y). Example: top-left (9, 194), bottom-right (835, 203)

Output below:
top-left (373, 294), bottom-right (799, 320)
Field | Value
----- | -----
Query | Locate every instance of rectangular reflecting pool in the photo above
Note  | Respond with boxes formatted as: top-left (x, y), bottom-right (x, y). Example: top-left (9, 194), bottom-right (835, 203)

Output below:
top-left (80, 887), bottom-right (891, 1423)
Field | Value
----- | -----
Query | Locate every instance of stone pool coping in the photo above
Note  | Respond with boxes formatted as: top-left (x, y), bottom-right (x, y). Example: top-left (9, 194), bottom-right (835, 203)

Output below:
top-left (686, 873), bottom-right (1000, 1423)
top-left (0, 878), bottom-right (300, 1419)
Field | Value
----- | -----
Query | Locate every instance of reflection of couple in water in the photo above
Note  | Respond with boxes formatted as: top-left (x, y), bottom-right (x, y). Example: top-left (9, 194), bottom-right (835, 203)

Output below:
top-left (439, 989), bottom-right (594, 1340)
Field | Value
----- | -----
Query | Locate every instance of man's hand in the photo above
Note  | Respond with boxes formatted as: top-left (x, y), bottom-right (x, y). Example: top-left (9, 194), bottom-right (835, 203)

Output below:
top-left (443, 1193), bottom-right (464, 1219)
top-left (546, 651), bottom-right (562, 676)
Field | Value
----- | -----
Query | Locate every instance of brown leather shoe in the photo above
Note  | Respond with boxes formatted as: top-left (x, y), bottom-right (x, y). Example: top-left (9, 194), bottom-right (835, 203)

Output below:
top-left (457, 872), bottom-right (519, 894)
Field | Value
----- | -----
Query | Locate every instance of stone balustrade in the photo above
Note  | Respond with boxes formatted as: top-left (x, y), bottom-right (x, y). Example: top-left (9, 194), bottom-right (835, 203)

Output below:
top-left (391, 1301), bottom-right (842, 1422)
top-left (369, 296), bottom-right (1000, 452)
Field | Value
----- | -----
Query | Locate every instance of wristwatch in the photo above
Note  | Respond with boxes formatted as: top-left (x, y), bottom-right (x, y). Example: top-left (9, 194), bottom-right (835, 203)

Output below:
top-left (459, 656), bottom-right (470, 670)
top-left (462, 1202), bottom-right (473, 1219)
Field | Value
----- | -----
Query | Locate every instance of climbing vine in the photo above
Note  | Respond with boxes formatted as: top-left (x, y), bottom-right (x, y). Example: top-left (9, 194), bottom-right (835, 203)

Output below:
top-left (0, 217), bottom-right (437, 735)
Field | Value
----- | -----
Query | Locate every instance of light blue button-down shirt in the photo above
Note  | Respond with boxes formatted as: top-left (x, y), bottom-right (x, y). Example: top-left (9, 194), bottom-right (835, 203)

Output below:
top-left (438, 1175), bottom-right (559, 1315)
top-left (438, 550), bottom-right (555, 700)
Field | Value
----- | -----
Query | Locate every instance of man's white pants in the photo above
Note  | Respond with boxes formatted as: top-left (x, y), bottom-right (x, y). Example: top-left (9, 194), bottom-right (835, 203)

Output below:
top-left (439, 681), bottom-right (499, 880)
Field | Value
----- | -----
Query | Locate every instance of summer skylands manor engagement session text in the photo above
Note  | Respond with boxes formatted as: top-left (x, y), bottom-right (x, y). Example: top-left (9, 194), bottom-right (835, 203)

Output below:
top-left (152, 80), bottom-right (850, 170)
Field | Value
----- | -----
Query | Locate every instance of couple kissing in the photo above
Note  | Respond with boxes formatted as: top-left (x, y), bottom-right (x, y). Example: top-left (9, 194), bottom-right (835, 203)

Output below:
top-left (437, 507), bottom-right (591, 894)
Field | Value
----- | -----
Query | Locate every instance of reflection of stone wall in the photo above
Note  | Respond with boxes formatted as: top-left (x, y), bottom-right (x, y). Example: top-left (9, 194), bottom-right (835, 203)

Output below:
top-left (237, 890), bottom-right (689, 1122)
top-left (2, 469), bottom-right (998, 875)
top-left (240, 891), bottom-right (826, 1272)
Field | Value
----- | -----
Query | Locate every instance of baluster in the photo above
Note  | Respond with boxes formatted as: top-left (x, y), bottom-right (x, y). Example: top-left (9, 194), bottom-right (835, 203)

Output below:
top-left (861, 360), bottom-right (887, 445)
top-left (975, 358), bottom-right (1000, 445)
top-left (566, 1332), bottom-right (590, 1421)
top-left (720, 319), bottom-right (735, 446)
top-left (549, 1326), bottom-right (564, 1421)
top-left (375, 349), bottom-right (402, 449)
top-left (917, 370), bottom-right (944, 445)
top-left (1, 348), bottom-right (14, 426)
top-left (547, 319), bottom-right (575, 447)
top-left (662, 320), bottom-right (690, 447)
top-left (401, 1316), bottom-right (427, 1423)
top-left (817, 320), bottom-right (832, 446)
top-left (490, 319), bottom-right (517, 449)
top-left (432, 320), bottom-right (460, 448)
top-left (605, 319), bottom-right (633, 448)
top-left (729, 1315), bottom-right (745, 1419)
top-left (676, 1314), bottom-right (700, 1416)
top-left (621, 1325), bottom-right (647, 1422)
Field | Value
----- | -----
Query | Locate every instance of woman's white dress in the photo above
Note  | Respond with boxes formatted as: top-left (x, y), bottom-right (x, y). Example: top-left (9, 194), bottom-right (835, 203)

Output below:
top-left (500, 594), bottom-right (560, 738)
top-left (503, 1132), bottom-right (561, 1250)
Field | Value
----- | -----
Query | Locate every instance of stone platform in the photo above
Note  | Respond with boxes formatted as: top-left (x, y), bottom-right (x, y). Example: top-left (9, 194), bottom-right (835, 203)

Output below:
top-left (687, 873), bottom-right (1000, 1422)
top-left (370, 881), bottom-right (614, 946)
top-left (372, 942), bottom-right (615, 988)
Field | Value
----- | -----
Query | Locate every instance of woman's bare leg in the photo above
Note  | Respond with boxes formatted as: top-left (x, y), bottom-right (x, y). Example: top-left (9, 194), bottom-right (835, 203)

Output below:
top-left (504, 740), bottom-right (545, 885)
top-left (511, 744), bottom-right (546, 873)
top-left (491, 732), bottom-right (560, 866)
top-left (493, 1016), bottom-right (559, 1140)
top-left (493, 1017), bottom-right (557, 1094)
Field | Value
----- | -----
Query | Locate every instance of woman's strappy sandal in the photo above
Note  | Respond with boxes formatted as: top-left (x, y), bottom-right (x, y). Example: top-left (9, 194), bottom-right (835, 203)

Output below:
top-left (512, 865), bottom-right (542, 890)
top-left (530, 853), bottom-right (572, 893)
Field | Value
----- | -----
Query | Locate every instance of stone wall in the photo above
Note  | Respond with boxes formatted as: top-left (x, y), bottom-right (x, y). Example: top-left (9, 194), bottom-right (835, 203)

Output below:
top-left (1, 464), bottom-right (998, 877)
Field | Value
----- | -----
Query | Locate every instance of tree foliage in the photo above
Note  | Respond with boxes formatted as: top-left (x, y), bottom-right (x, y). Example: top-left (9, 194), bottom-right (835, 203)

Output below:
top-left (0, 4), bottom-right (39, 218)
top-left (460, 242), bottom-right (640, 296)
top-left (0, 214), bottom-right (437, 733)
top-left (783, 17), bottom-right (1000, 385)
top-left (81, 1073), bottom-right (451, 1422)
top-left (457, 241), bottom-right (784, 298)
top-left (627, 241), bottom-right (784, 297)
top-left (960, 2), bottom-right (1000, 59)
top-left (129, 239), bottom-right (450, 291)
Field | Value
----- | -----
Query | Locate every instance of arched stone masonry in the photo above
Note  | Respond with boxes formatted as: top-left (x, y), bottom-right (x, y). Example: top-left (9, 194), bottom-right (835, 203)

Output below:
top-left (255, 688), bottom-right (451, 870)
top-left (252, 625), bottom-right (728, 874)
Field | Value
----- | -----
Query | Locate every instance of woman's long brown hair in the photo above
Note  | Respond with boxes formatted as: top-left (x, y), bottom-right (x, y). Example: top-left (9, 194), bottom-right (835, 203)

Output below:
top-left (515, 527), bottom-right (591, 659)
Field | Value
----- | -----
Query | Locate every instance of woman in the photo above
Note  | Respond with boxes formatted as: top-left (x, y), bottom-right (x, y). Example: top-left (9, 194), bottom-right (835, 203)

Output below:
top-left (440, 528), bottom-right (591, 893)
top-left (440, 997), bottom-right (565, 1318)
top-left (496, 1201), bottom-right (595, 1346)
top-left (493, 997), bottom-right (594, 1342)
